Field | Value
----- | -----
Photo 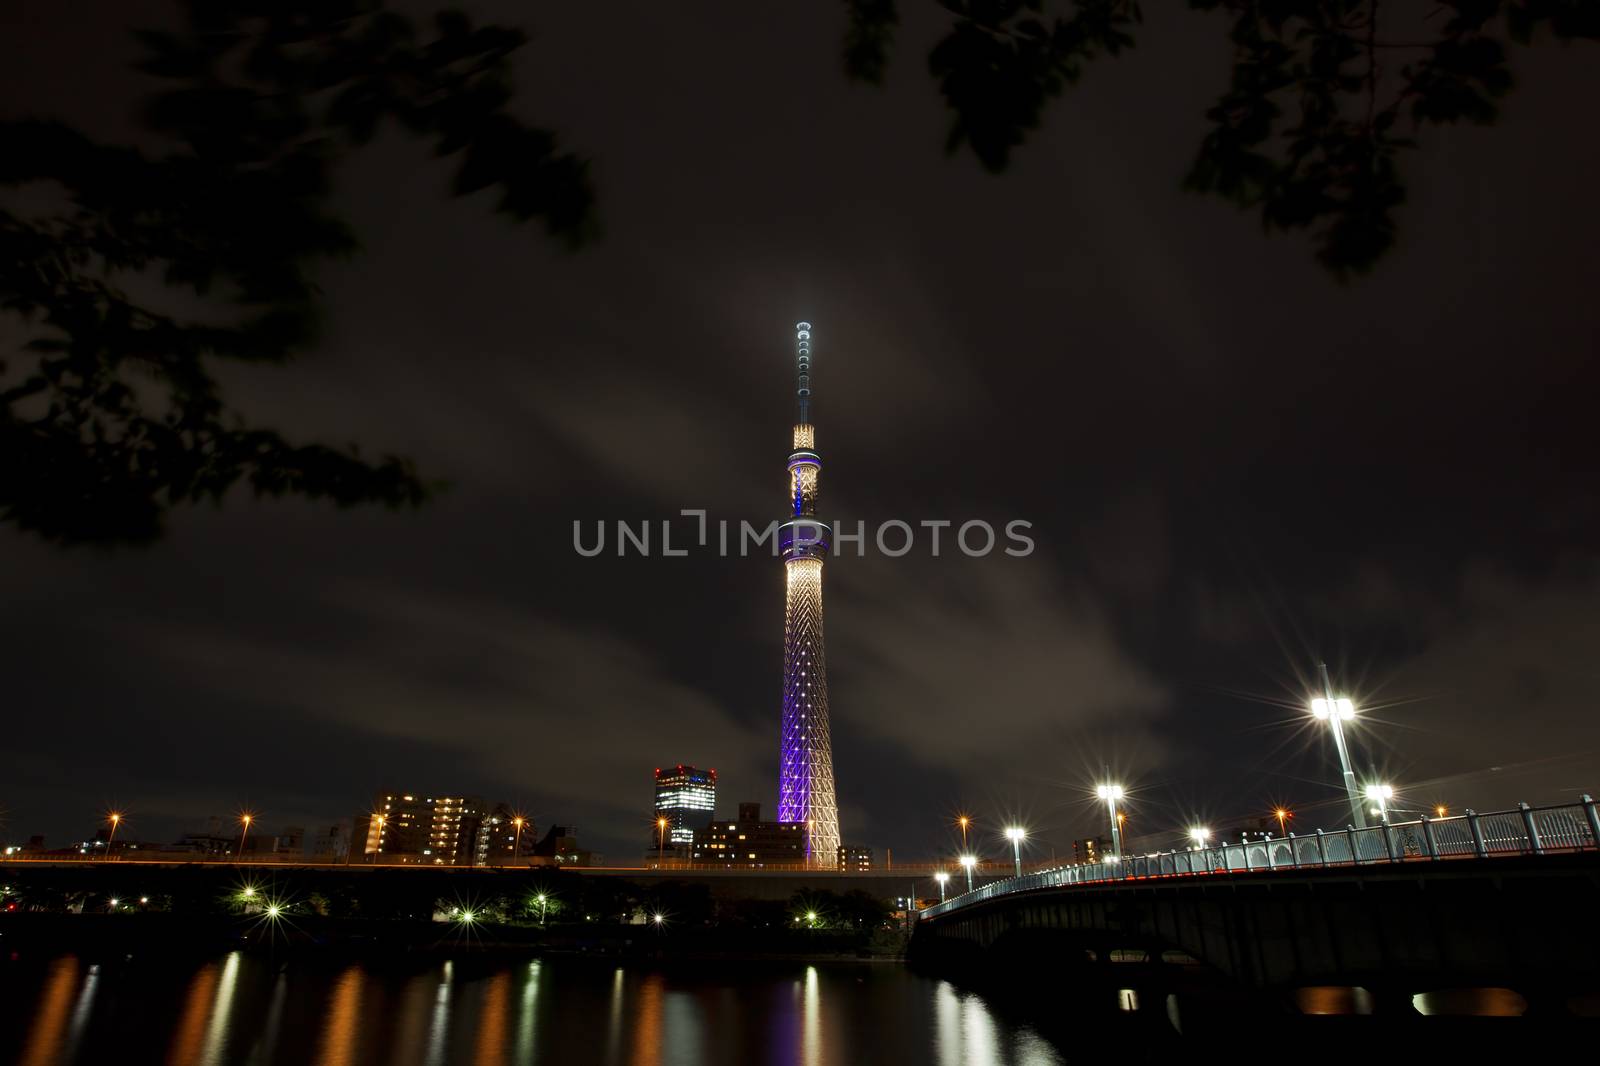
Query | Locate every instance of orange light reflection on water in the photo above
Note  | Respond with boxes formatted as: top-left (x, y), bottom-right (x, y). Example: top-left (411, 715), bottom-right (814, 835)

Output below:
top-left (317, 966), bottom-right (364, 1066)
top-left (473, 970), bottom-right (510, 1066)
top-left (18, 957), bottom-right (78, 1066)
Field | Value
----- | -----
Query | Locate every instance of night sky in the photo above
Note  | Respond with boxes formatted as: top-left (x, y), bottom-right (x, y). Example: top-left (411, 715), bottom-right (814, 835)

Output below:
top-left (4, 2), bottom-right (1598, 865)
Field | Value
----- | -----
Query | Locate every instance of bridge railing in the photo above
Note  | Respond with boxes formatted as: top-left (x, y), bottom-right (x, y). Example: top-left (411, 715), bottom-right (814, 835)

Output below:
top-left (920, 797), bottom-right (1600, 919)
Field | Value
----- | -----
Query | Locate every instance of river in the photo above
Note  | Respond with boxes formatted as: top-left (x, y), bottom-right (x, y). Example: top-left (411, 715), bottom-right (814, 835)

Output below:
top-left (1, 952), bottom-right (1078, 1066)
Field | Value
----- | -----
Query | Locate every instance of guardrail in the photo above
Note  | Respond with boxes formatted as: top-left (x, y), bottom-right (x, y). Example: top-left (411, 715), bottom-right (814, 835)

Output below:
top-left (920, 797), bottom-right (1600, 920)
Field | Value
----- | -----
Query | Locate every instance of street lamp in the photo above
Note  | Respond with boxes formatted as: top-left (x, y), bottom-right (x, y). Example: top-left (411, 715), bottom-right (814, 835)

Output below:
top-left (1273, 808), bottom-right (1290, 836)
top-left (1096, 785), bottom-right (1124, 859)
top-left (934, 871), bottom-right (950, 903)
top-left (1313, 662), bottom-right (1366, 829)
top-left (535, 892), bottom-right (548, 927)
top-left (236, 813), bottom-right (253, 859)
top-left (512, 817), bottom-right (525, 863)
top-left (656, 817), bottom-right (668, 868)
top-left (1004, 826), bottom-right (1026, 879)
top-left (1435, 804), bottom-right (1448, 819)
top-left (957, 815), bottom-right (971, 852)
top-left (1189, 827), bottom-right (1210, 850)
top-left (959, 853), bottom-right (977, 893)
top-left (371, 814), bottom-right (385, 864)
top-left (1365, 783), bottom-right (1394, 822)
top-left (105, 812), bottom-right (123, 861)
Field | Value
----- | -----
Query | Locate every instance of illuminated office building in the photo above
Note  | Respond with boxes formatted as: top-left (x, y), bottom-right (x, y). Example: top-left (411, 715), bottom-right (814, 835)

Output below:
top-left (652, 764), bottom-right (717, 851)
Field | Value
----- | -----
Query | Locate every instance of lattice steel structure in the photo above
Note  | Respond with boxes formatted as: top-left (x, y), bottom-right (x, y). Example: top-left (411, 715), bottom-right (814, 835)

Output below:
top-left (777, 321), bottom-right (840, 866)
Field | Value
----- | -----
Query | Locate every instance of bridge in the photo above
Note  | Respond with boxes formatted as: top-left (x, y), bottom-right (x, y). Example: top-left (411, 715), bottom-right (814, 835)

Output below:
top-left (912, 798), bottom-right (1600, 1011)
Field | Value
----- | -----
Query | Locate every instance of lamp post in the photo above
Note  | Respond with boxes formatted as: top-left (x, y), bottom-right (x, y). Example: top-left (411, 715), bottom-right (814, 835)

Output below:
top-left (105, 813), bottom-right (122, 861)
top-left (959, 853), bottom-right (976, 893)
top-left (512, 817), bottom-right (525, 864)
top-left (1190, 827), bottom-right (1211, 871)
top-left (236, 814), bottom-right (253, 860)
top-left (1004, 826), bottom-right (1025, 878)
top-left (1313, 662), bottom-right (1366, 829)
top-left (371, 814), bottom-right (384, 864)
top-left (958, 815), bottom-right (971, 853)
top-left (1365, 783), bottom-right (1394, 822)
top-left (935, 871), bottom-right (949, 903)
top-left (1096, 785), bottom-right (1124, 859)
top-left (656, 817), bottom-right (668, 868)
top-left (1274, 808), bottom-right (1290, 837)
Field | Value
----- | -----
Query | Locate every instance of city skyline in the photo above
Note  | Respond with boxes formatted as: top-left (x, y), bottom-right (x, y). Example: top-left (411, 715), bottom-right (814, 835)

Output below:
top-left (3, 3), bottom-right (1598, 867)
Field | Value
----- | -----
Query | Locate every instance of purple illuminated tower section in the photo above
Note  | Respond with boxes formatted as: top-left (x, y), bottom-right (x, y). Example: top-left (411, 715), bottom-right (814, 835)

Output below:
top-left (777, 321), bottom-right (840, 867)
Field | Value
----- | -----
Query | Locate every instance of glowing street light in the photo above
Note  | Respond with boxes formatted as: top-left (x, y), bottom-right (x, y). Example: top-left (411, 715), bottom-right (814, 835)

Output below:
top-left (1004, 826), bottom-right (1026, 879)
top-left (652, 913), bottom-right (665, 927)
top-left (1189, 827), bottom-right (1210, 849)
top-left (1096, 784), bottom-right (1125, 859)
top-left (1274, 808), bottom-right (1290, 836)
top-left (104, 812), bottom-right (123, 861)
top-left (266, 904), bottom-right (283, 919)
top-left (934, 871), bottom-right (950, 903)
top-left (513, 817), bottom-right (526, 863)
top-left (959, 853), bottom-right (977, 893)
top-left (957, 815), bottom-right (971, 852)
top-left (1365, 783), bottom-right (1394, 822)
top-left (1313, 662), bottom-right (1367, 829)
top-left (1435, 805), bottom-right (1448, 818)
top-left (656, 817), bottom-right (668, 868)
top-left (236, 813), bottom-right (254, 859)
top-left (534, 892), bottom-right (549, 927)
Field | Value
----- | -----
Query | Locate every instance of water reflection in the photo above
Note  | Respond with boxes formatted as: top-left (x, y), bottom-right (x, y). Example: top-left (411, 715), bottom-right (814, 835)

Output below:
top-left (1293, 986), bottom-right (1374, 1015)
top-left (1413, 988), bottom-right (1527, 1016)
top-left (933, 978), bottom-right (1062, 1066)
top-left (514, 962), bottom-right (540, 1066)
top-left (473, 971), bottom-right (509, 1066)
top-left (802, 966), bottom-right (821, 1066)
top-left (629, 973), bottom-right (663, 1066)
top-left (17, 956), bottom-right (76, 1066)
top-left (7, 952), bottom-right (1443, 1066)
top-left (168, 962), bottom-right (219, 1066)
top-left (64, 961), bottom-right (99, 1062)
top-left (318, 966), bottom-right (363, 1066)
top-left (425, 961), bottom-right (454, 1066)
top-left (603, 966), bottom-right (625, 1066)
top-left (201, 952), bottom-right (243, 1066)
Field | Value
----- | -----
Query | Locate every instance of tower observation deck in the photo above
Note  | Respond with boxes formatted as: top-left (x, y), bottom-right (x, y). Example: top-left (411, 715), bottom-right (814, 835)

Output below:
top-left (777, 321), bottom-right (840, 866)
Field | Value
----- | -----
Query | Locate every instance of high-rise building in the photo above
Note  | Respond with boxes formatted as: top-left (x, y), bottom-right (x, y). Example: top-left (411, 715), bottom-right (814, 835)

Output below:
top-left (778, 321), bottom-right (841, 867)
top-left (364, 793), bottom-right (484, 865)
top-left (476, 803), bottom-right (535, 866)
top-left (837, 843), bottom-right (873, 872)
top-left (691, 802), bottom-right (805, 867)
top-left (1072, 837), bottom-right (1110, 864)
top-left (652, 765), bottom-right (717, 852)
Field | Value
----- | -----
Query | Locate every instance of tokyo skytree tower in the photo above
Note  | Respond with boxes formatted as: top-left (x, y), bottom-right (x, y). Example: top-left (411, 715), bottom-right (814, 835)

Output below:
top-left (777, 321), bottom-right (840, 867)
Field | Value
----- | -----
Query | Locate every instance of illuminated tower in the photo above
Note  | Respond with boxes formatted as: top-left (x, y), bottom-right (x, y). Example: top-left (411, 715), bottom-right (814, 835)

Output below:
top-left (777, 321), bottom-right (840, 866)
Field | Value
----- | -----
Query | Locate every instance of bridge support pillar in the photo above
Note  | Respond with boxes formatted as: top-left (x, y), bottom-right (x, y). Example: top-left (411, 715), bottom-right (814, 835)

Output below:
top-left (1365, 986), bottom-right (1420, 1017)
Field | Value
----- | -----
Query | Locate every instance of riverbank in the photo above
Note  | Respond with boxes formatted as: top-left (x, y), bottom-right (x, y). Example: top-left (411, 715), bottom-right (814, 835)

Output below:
top-left (0, 912), bottom-right (908, 963)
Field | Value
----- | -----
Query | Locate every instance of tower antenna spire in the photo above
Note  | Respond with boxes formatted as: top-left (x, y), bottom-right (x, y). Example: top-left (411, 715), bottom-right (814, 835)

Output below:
top-left (794, 322), bottom-right (812, 423)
